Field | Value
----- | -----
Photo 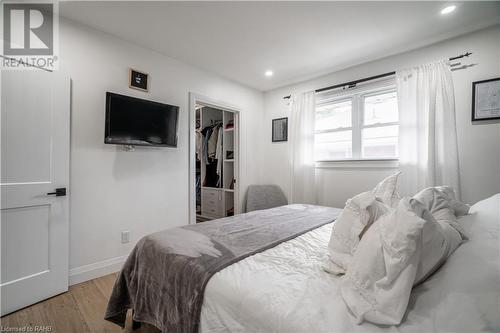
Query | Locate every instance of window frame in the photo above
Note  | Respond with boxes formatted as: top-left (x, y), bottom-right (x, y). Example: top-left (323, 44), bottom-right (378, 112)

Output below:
top-left (314, 80), bottom-right (399, 163)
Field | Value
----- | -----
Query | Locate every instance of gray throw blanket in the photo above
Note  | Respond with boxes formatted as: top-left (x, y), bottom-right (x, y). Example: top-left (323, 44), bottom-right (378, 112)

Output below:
top-left (105, 204), bottom-right (340, 333)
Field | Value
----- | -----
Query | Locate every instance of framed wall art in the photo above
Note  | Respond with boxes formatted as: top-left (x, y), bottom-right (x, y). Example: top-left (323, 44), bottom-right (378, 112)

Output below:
top-left (472, 77), bottom-right (500, 121)
top-left (129, 68), bottom-right (149, 92)
top-left (272, 117), bottom-right (288, 142)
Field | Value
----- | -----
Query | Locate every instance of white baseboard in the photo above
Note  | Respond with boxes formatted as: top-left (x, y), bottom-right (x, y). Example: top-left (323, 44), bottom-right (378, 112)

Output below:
top-left (69, 255), bottom-right (127, 286)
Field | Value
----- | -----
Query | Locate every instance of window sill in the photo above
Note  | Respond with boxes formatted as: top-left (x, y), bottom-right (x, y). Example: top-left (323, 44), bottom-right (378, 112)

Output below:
top-left (315, 159), bottom-right (399, 169)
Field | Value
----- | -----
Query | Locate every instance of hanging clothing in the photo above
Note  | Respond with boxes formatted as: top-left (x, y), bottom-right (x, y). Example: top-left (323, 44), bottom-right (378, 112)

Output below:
top-left (195, 131), bottom-right (203, 161)
top-left (202, 126), bottom-right (213, 165)
top-left (204, 161), bottom-right (219, 187)
top-left (199, 122), bottom-right (223, 187)
top-left (196, 174), bottom-right (201, 208)
top-left (216, 127), bottom-right (223, 178)
top-left (208, 126), bottom-right (219, 158)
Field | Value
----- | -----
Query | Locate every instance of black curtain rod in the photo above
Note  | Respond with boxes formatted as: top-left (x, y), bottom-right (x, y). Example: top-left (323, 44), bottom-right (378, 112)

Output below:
top-left (315, 71), bottom-right (395, 94)
top-left (283, 52), bottom-right (472, 99)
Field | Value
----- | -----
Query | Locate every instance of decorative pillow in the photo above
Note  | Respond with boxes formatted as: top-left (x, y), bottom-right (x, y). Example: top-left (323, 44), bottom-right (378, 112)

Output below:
top-left (404, 198), bottom-right (462, 284)
top-left (327, 192), bottom-right (389, 275)
top-left (372, 172), bottom-right (401, 208)
top-left (340, 197), bottom-right (463, 325)
top-left (437, 186), bottom-right (470, 216)
top-left (413, 186), bottom-right (468, 239)
top-left (340, 199), bottom-right (424, 325)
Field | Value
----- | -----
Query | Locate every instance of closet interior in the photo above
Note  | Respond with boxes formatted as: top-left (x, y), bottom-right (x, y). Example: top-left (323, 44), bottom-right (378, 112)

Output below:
top-left (195, 104), bottom-right (237, 222)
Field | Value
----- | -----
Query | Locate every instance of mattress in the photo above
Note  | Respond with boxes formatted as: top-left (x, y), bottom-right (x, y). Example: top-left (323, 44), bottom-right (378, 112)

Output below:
top-left (200, 194), bottom-right (500, 332)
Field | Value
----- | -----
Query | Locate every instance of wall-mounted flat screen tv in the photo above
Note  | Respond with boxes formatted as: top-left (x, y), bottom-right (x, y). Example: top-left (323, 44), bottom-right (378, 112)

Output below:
top-left (105, 92), bottom-right (179, 147)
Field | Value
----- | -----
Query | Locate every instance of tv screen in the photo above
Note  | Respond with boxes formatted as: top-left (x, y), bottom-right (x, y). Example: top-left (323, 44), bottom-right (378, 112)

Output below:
top-left (105, 92), bottom-right (179, 147)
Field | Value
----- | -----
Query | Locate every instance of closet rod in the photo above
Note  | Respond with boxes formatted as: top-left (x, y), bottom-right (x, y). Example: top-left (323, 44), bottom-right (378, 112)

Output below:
top-left (283, 52), bottom-right (472, 99)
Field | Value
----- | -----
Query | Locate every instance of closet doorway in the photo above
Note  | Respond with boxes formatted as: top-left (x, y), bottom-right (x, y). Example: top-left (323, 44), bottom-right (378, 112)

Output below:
top-left (189, 94), bottom-right (240, 224)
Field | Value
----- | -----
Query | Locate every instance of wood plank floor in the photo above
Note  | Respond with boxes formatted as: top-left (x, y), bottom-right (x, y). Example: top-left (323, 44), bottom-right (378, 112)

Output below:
top-left (0, 273), bottom-right (160, 333)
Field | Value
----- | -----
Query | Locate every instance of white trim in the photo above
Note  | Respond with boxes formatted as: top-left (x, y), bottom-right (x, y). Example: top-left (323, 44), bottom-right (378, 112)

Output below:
top-left (69, 255), bottom-right (127, 286)
top-left (188, 93), bottom-right (241, 225)
top-left (0, 181), bottom-right (51, 186)
top-left (352, 94), bottom-right (362, 159)
top-left (315, 159), bottom-right (399, 169)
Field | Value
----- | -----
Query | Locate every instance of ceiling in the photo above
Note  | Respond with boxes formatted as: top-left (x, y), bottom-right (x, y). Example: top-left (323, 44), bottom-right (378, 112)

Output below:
top-left (61, 1), bottom-right (500, 91)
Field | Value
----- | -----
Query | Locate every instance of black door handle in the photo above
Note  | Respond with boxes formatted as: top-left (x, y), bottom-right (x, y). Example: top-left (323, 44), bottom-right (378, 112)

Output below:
top-left (47, 188), bottom-right (67, 196)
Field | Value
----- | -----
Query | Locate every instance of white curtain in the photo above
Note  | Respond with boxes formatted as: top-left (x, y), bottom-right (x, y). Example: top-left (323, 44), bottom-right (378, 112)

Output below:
top-left (289, 91), bottom-right (317, 204)
top-left (396, 60), bottom-right (461, 199)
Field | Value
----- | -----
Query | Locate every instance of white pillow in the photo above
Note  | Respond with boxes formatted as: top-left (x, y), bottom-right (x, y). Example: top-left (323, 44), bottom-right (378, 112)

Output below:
top-left (404, 198), bottom-right (462, 285)
top-left (341, 199), bottom-right (423, 325)
top-left (414, 186), bottom-right (468, 239)
top-left (436, 186), bottom-right (470, 216)
top-left (327, 192), bottom-right (389, 275)
top-left (414, 186), bottom-right (469, 216)
top-left (341, 197), bottom-right (463, 325)
top-left (372, 172), bottom-right (401, 207)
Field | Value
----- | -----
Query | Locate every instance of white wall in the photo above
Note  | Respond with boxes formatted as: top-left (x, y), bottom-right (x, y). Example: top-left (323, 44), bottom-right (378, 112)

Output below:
top-left (262, 25), bottom-right (500, 208)
top-left (59, 19), bottom-right (264, 284)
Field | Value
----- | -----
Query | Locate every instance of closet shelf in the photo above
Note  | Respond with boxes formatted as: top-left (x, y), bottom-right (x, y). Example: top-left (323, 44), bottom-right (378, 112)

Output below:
top-left (224, 159), bottom-right (234, 162)
top-left (201, 186), bottom-right (223, 190)
top-left (224, 128), bottom-right (234, 132)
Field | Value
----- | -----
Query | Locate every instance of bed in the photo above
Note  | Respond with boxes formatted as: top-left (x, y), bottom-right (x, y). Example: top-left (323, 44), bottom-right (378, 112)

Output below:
top-left (106, 194), bottom-right (500, 332)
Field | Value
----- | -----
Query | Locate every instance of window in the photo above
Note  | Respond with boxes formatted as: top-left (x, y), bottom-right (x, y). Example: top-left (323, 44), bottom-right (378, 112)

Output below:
top-left (314, 82), bottom-right (398, 161)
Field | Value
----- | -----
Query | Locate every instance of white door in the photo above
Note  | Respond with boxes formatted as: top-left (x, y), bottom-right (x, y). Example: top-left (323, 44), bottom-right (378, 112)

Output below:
top-left (1, 70), bottom-right (70, 316)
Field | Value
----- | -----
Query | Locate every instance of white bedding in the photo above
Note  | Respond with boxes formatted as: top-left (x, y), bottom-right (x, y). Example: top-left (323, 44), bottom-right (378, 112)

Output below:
top-left (200, 194), bottom-right (500, 332)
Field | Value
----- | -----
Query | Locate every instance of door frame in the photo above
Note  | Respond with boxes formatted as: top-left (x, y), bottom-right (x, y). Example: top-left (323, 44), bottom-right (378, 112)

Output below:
top-left (188, 93), bottom-right (241, 225)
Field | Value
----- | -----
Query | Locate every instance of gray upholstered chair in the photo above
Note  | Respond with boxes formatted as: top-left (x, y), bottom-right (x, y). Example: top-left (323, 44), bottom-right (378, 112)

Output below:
top-left (245, 184), bottom-right (288, 212)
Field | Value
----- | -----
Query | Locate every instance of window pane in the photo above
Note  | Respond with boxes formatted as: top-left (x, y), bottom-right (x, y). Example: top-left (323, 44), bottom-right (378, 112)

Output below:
top-left (315, 100), bottom-right (352, 131)
top-left (315, 130), bottom-right (352, 160)
top-left (362, 125), bottom-right (398, 158)
top-left (364, 91), bottom-right (398, 125)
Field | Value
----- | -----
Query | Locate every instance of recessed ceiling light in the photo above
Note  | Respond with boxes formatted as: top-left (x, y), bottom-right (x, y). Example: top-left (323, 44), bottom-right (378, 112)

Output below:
top-left (440, 5), bottom-right (456, 15)
top-left (265, 70), bottom-right (274, 77)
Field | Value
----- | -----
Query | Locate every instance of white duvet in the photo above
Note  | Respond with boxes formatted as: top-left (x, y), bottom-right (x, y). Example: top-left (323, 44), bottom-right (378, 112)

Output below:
top-left (200, 194), bottom-right (500, 333)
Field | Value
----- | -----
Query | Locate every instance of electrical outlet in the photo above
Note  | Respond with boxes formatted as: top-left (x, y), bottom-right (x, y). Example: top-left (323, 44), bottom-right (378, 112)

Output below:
top-left (121, 231), bottom-right (130, 244)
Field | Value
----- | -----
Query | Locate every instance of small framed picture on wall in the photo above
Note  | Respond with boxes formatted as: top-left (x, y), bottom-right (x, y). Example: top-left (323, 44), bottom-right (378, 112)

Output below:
top-left (272, 117), bottom-right (288, 142)
top-left (129, 68), bottom-right (149, 92)
top-left (472, 77), bottom-right (500, 121)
